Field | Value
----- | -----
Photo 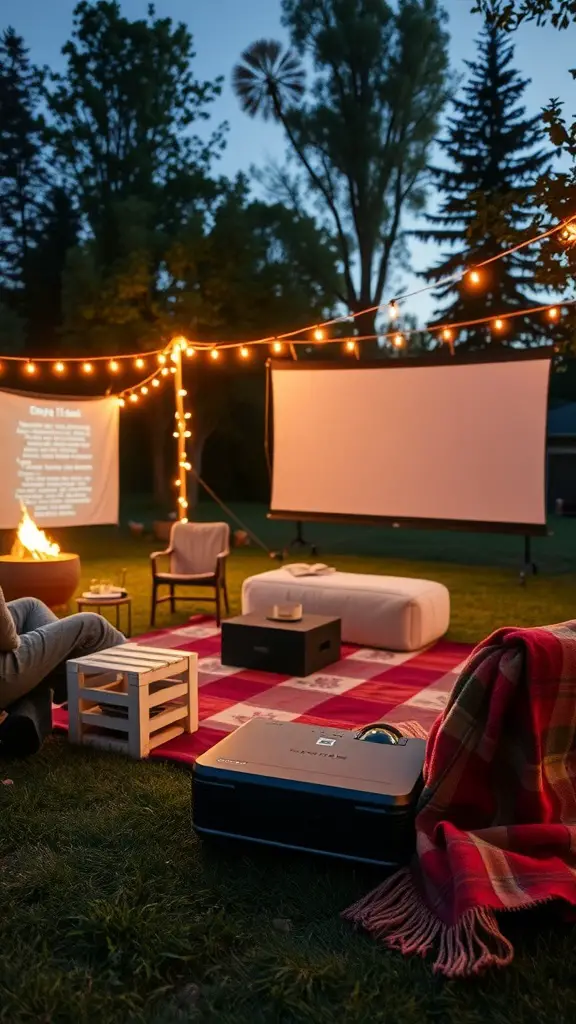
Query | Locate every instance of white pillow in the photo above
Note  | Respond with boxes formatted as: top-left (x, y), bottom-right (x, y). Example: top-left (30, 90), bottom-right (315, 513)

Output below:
top-left (0, 587), bottom-right (20, 651)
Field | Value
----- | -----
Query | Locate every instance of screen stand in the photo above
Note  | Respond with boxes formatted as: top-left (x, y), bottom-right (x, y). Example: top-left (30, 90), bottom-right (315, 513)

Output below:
top-left (519, 535), bottom-right (538, 585)
top-left (289, 521), bottom-right (317, 556)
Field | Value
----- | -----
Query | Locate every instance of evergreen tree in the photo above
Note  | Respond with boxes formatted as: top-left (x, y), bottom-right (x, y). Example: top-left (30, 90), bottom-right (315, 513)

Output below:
top-left (0, 28), bottom-right (47, 316)
top-left (418, 21), bottom-right (552, 348)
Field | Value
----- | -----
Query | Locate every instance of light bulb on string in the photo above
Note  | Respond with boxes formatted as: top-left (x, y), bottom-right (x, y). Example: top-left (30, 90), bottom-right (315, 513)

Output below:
top-left (54, 361), bottom-right (66, 374)
top-left (170, 366), bottom-right (176, 374)
top-left (184, 430), bottom-right (191, 438)
top-left (82, 362), bottom-right (93, 374)
top-left (180, 461), bottom-right (191, 471)
top-left (344, 340), bottom-right (356, 354)
top-left (186, 347), bottom-right (195, 358)
top-left (493, 318), bottom-right (505, 332)
top-left (108, 360), bottom-right (119, 373)
top-left (129, 393), bottom-right (138, 403)
top-left (171, 335), bottom-right (188, 352)
top-left (210, 348), bottom-right (220, 361)
top-left (560, 221), bottom-right (576, 244)
top-left (175, 479), bottom-right (181, 487)
top-left (135, 358), bottom-right (145, 369)
top-left (392, 333), bottom-right (405, 349)
top-left (158, 354), bottom-right (167, 365)
top-left (178, 389), bottom-right (187, 397)
top-left (173, 431), bottom-right (179, 438)
top-left (25, 362), bottom-right (36, 375)
top-left (467, 270), bottom-right (481, 286)
top-left (442, 328), bottom-right (453, 343)
top-left (313, 327), bottom-right (325, 342)
top-left (240, 346), bottom-right (250, 359)
top-left (161, 367), bottom-right (169, 377)
top-left (548, 306), bottom-right (560, 320)
top-left (152, 378), bottom-right (160, 387)
top-left (388, 301), bottom-right (399, 320)
top-left (272, 341), bottom-right (283, 354)
top-left (184, 412), bottom-right (191, 420)
top-left (118, 397), bottom-right (125, 407)
top-left (141, 386), bottom-right (148, 395)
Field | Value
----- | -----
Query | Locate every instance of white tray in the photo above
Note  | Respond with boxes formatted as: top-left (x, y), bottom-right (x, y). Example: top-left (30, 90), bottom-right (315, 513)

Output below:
top-left (81, 590), bottom-right (127, 600)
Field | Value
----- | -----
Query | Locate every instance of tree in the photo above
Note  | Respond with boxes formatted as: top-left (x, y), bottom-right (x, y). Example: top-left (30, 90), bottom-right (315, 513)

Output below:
top-left (0, 28), bottom-right (47, 316)
top-left (473, 0), bottom-right (576, 29)
top-left (233, 0), bottom-right (451, 336)
top-left (472, 0), bottom-right (576, 352)
top-left (48, 1), bottom-right (225, 260)
top-left (417, 21), bottom-right (551, 348)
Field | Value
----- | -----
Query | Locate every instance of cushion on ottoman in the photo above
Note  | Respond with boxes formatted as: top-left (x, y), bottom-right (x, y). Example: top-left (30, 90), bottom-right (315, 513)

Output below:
top-left (241, 570), bottom-right (450, 652)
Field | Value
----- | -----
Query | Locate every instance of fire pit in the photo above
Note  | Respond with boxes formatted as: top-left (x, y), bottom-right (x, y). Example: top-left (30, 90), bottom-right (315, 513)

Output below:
top-left (0, 506), bottom-right (81, 609)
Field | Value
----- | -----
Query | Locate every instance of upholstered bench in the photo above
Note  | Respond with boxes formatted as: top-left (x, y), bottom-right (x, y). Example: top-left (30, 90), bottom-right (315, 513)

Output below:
top-left (241, 570), bottom-right (450, 652)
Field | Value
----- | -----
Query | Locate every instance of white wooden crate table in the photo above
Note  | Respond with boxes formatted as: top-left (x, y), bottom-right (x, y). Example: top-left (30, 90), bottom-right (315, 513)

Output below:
top-left (66, 643), bottom-right (198, 759)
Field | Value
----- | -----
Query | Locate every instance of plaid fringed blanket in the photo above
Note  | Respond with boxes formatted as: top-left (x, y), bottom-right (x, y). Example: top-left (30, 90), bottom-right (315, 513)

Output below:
top-left (343, 621), bottom-right (576, 978)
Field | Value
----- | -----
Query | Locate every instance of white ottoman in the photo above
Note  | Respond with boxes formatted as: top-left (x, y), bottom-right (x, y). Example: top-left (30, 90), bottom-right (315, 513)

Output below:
top-left (241, 570), bottom-right (450, 652)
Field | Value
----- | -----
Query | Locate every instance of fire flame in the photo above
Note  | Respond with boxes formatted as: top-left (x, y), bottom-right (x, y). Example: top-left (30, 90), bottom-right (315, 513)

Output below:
top-left (11, 505), bottom-right (60, 561)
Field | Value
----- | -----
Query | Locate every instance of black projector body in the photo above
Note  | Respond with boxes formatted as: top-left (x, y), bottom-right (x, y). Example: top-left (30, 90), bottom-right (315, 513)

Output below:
top-left (192, 720), bottom-right (425, 866)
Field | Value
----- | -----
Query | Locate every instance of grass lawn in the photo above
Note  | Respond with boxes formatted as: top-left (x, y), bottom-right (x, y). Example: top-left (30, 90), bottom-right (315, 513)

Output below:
top-left (1, 507), bottom-right (576, 1023)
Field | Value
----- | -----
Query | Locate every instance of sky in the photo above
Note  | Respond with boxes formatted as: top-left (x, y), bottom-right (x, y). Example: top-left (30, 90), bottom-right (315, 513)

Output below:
top-left (3, 0), bottom-right (575, 326)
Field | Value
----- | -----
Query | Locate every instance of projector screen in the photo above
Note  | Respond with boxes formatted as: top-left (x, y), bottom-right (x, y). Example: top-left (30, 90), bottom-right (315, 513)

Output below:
top-left (270, 352), bottom-right (551, 533)
top-left (0, 391), bottom-right (119, 528)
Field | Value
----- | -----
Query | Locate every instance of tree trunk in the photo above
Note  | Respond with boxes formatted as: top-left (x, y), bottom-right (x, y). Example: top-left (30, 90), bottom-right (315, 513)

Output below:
top-left (354, 307), bottom-right (377, 340)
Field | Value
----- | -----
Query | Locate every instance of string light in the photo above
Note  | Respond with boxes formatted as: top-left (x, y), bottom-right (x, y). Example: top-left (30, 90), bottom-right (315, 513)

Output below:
top-left (152, 378), bottom-right (160, 387)
top-left (344, 340), bottom-right (356, 353)
top-left (548, 306), bottom-right (560, 320)
top-left (442, 328), bottom-right (453, 342)
top-left (141, 386), bottom-right (148, 395)
top-left (118, 397), bottom-right (125, 407)
top-left (25, 362), bottom-right (36, 375)
top-left (170, 366), bottom-right (177, 374)
top-left (272, 341), bottom-right (283, 354)
top-left (173, 431), bottom-right (179, 438)
top-left (493, 318), bottom-right (505, 332)
top-left (388, 301), bottom-right (399, 320)
top-left (186, 347), bottom-right (195, 357)
top-left (108, 360), bottom-right (119, 373)
top-left (161, 367), bottom-right (169, 376)
top-left (135, 358), bottom-right (145, 369)
top-left (468, 270), bottom-right (482, 286)
top-left (210, 349), bottom-right (220, 360)
top-left (184, 412), bottom-right (191, 419)
top-left (178, 389), bottom-right (187, 397)
top-left (313, 327), bottom-right (325, 342)
top-left (129, 394), bottom-right (138, 403)
top-left (393, 333), bottom-right (405, 349)
top-left (82, 362), bottom-right (93, 374)
top-left (184, 430), bottom-right (191, 438)
top-left (240, 346), bottom-right (250, 359)
top-left (158, 354), bottom-right (167, 365)
top-left (54, 361), bottom-right (66, 374)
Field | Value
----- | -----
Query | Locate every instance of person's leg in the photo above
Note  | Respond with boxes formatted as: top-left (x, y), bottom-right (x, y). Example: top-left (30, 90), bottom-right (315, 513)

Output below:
top-left (7, 597), bottom-right (58, 635)
top-left (0, 612), bottom-right (125, 708)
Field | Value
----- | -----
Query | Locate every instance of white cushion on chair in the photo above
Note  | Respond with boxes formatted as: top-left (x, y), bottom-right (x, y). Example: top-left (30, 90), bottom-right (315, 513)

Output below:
top-left (241, 570), bottom-right (450, 651)
top-left (170, 522), bottom-right (230, 575)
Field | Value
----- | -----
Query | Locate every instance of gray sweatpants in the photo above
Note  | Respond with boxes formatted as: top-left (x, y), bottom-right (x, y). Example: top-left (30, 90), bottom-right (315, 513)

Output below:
top-left (0, 598), bottom-right (125, 709)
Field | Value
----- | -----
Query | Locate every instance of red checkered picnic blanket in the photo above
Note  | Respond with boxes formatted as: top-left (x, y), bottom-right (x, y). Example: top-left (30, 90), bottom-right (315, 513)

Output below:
top-left (343, 621), bottom-right (576, 978)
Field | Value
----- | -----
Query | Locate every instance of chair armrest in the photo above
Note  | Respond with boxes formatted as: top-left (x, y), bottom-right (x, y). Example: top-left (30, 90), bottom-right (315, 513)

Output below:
top-left (216, 550), bottom-right (229, 577)
top-left (150, 548), bottom-right (173, 573)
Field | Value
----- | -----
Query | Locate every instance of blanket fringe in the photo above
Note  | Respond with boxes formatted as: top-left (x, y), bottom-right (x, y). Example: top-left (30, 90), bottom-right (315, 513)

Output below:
top-left (342, 868), bottom-right (514, 978)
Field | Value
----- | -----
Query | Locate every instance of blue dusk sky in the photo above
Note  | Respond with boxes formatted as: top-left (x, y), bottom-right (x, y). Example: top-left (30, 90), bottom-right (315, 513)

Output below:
top-left (4, 0), bottom-right (575, 325)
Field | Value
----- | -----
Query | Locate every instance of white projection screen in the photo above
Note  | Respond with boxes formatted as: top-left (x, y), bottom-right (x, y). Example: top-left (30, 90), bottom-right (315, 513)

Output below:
top-left (270, 353), bottom-right (551, 533)
top-left (0, 391), bottom-right (119, 528)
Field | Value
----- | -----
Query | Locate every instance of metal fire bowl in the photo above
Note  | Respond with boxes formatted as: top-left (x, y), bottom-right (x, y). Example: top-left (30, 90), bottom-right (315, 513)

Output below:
top-left (0, 553), bottom-right (81, 609)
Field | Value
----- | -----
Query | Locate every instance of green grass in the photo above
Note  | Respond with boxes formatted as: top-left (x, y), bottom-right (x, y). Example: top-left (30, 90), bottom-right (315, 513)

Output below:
top-left (2, 508), bottom-right (576, 1023)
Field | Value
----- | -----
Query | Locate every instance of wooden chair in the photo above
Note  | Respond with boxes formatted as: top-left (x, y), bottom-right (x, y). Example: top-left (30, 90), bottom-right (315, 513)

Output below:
top-left (150, 521), bottom-right (230, 627)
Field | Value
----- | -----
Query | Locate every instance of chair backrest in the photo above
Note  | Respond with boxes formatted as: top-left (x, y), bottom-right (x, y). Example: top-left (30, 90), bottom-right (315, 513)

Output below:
top-left (170, 521), bottom-right (230, 575)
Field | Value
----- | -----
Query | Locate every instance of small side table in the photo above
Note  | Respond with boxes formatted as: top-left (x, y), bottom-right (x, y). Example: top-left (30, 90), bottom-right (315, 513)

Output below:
top-left (77, 594), bottom-right (132, 637)
top-left (66, 643), bottom-right (198, 759)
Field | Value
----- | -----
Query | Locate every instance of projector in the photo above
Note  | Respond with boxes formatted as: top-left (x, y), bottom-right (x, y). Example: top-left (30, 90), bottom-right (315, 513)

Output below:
top-left (192, 720), bottom-right (425, 866)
